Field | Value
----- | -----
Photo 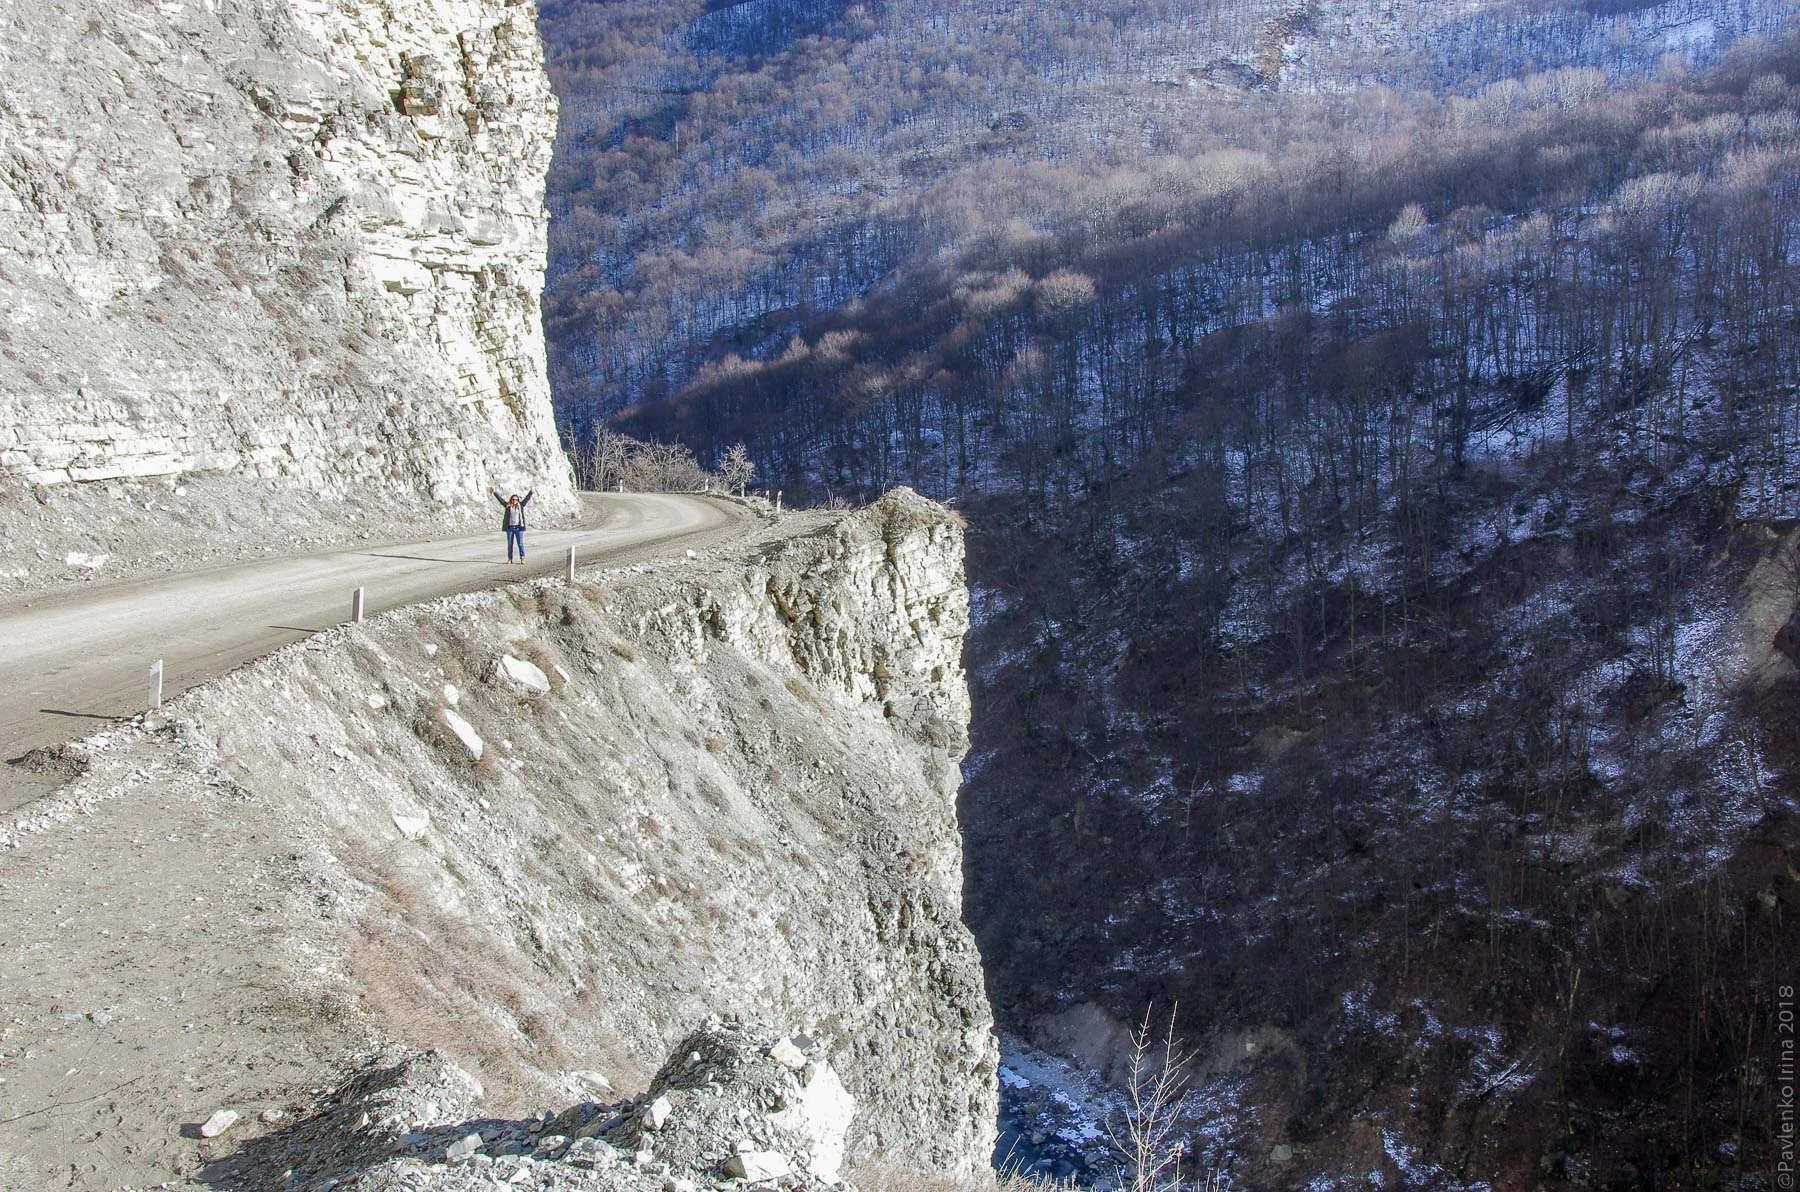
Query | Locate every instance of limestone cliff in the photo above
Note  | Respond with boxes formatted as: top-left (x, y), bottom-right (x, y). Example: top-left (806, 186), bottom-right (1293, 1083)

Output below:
top-left (0, 491), bottom-right (996, 1189)
top-left (0, 0), bottom-right (573, 572)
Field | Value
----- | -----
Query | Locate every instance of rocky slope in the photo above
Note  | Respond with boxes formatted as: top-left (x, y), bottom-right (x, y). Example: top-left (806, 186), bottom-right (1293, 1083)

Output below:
top-left (215, 1020), bottom-right (869, 1191)
top-left (0, 0), bottom-right (575, 592)
top-left (0, 490), bottom-right (995, 1190)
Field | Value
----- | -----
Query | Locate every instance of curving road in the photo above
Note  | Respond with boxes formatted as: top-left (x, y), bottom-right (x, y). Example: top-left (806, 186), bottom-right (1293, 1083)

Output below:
top-left (0, 493), bottom-right (746, 804)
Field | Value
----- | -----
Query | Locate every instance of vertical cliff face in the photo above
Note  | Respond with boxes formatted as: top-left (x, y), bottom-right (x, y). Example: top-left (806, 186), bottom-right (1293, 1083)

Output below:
top-left (0, 492), bottom-right (995, 1189)
top-left (0, 0), bottom-right (572, 535)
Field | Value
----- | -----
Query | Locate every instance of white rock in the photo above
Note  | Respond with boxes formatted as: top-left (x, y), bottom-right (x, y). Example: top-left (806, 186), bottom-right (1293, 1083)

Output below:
top-left (723, 1150), bottom-right (791, 1181)
top-left (423, 643), bottom-right (439, 657)
top-left (446, 1132), bottom-right (483, 1162)
top-left (442, 682), bottom-right (460, 707)
top-left (393, 812), bottom-right (430, 840)
top-left (497, 653), bottom-right (551, 694)
top-left (366, 694), bottom-right (387, 710)
top-left (198, 1108), bottom-right (238, 1138)
top-left (641, 1094), bottom-right (672, 1131)
top-left (564, 1137), bottom-right (615, 1169)
top-left (440, 708), bottom-right (483, 761)
top-left (766, 1038), bottom-right (807, 1070)
top-left (64, 551), bottom-right (109, 570)
top-left (564, 1069), bottom-right (612, 1096)
top-left (767, 1059), bottom-right (856, 1183)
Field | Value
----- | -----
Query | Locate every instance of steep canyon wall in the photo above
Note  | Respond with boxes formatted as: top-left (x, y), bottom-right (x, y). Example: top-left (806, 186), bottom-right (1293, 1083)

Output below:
top-left (0, 0), bottom-right (574, 579)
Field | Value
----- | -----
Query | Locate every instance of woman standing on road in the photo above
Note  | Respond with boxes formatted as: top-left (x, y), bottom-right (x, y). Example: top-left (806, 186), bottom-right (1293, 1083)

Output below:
top-left (490, 486), bottom-right (534, 564)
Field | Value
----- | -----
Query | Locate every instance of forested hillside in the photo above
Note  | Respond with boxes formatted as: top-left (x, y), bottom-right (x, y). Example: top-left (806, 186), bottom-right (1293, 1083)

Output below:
top-left (539, 1), bottom-right (1800, 1186)
top-left (541, 0), bottom-right (1789, 439)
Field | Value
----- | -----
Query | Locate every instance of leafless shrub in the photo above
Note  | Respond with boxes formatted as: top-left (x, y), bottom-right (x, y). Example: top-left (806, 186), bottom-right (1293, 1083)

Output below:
top-left (786, 674), bottom-right (824, 709)
top-left (625, 438), bottom-right (715, 492)
top-left (720, 442), bottom-right (755, 495)
top-left (571, 428), bottom-right (728, 493)
top-left (1109, 1007), bottom-right (1199, 1192)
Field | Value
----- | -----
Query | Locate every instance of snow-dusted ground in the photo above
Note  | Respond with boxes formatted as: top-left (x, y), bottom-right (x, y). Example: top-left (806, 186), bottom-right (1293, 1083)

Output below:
top-left (996, 1040), bottom-right (1124, 1183)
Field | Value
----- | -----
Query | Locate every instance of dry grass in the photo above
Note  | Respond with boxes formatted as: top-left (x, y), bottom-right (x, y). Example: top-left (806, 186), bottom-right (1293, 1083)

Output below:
top-left (340, 840), bottom-right (586, 1112)
top-left (871, 488), bottom-right (969, 536)
top-left (698, 779), bottom-right (732, 812)
top-left (786, 673), bottom-right (826, 710)
top-left (852, 1161), bottom-right (1071, 1192)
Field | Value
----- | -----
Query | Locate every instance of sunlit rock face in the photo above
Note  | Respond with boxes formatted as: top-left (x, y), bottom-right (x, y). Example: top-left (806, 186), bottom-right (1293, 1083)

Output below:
top-left (0, 0), bottom-right (573, 511)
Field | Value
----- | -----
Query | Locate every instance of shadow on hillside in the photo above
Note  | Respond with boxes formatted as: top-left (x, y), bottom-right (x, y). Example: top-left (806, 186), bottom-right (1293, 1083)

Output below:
top-left (192, 1048), bottom-right (626, 1189)
top-left (195, 1115), bottom-right (513, 1190)
top-left (191, 1055), bottom-right (427, 1189)
top-left (192, 1064), bottom-right (545, 1189)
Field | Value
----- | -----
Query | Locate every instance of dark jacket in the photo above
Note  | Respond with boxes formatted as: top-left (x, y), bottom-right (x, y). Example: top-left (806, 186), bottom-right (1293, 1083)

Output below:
top-left (495, 489), bottom-right (533, 530)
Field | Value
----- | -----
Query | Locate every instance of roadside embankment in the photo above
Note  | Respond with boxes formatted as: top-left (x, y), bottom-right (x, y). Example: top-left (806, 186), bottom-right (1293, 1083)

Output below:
top-left (0, 489), bottom-right (995, 1190)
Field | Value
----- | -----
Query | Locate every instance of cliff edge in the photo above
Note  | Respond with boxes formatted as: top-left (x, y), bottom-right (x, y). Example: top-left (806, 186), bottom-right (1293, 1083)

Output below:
top-left (0, 490), bottom-right (996, 1190)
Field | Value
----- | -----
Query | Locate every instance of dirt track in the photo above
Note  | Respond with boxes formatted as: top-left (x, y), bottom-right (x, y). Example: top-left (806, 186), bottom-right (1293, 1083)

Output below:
top-left (0, 493), bottom-right (749, 811)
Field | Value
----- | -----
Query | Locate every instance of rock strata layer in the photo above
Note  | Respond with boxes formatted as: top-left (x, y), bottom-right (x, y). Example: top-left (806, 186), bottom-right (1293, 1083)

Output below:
top-left (0, 0), bottom-right (573, 515)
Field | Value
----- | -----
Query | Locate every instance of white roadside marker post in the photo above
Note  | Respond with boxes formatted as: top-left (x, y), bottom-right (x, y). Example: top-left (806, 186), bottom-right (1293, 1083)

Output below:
top-left (148, 659), bottom-right (163, 710)
top-left (775, 490), bottom-right (782, 513)
top-left (566, 546), bottom-right (576, 584)
top-left (352, 587), bottom-right (365, 624)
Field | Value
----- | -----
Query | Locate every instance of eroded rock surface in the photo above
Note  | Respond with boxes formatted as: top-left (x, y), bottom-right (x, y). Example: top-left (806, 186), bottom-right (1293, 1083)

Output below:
top-left (0, 0), bottom-right (574, 577)
top-left (0, 493), bottom-right (994, 1189)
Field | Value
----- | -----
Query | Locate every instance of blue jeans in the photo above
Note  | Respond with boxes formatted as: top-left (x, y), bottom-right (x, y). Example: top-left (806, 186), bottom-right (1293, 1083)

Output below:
top-left (505, 527), bottom-right (525, 561)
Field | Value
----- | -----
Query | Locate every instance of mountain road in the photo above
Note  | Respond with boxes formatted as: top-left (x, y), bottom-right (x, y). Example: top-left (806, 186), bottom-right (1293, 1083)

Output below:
top-left (0, 492), bottom-right (750, 810)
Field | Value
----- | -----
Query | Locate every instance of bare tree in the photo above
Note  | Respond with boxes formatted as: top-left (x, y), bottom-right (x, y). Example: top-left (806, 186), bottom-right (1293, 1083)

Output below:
top-left (1109, 1007), bottom-right (1200, 1192)
top-left (588, 427), bottom-right (631, 492)
top-left (570, 428), bottom-right (730, 494)
top-left (720, 442), bottom-right (755, 495)
top-left (624, 439), bottom-right (715, 492)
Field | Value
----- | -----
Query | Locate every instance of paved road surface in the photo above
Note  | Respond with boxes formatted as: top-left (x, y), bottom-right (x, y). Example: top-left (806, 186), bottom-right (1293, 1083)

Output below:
top-left (0, 493), bottom-right (744, 804)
